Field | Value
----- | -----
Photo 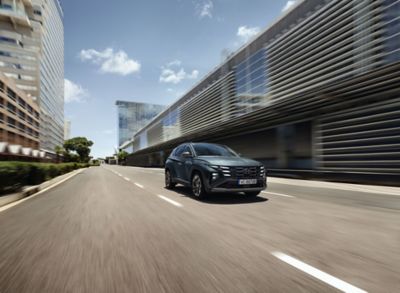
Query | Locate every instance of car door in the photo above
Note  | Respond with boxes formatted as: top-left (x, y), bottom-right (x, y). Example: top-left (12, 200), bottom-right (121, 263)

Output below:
top-left (179, 145), bottom-right (194, 183)
top-left (172, 145), bottom-right (186, 181)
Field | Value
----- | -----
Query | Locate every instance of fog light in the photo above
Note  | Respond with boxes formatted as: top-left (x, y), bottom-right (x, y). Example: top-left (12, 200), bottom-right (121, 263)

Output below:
top-left (212, 173), bottom-right (218, 180)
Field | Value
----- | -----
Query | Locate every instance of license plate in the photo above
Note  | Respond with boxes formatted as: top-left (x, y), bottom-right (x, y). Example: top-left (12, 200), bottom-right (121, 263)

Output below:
top-left (238, 179), bottom-right (257, 185)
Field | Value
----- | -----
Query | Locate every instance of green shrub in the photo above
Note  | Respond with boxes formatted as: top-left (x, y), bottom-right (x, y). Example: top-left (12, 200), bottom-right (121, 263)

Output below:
top-left (0, 162), bottom-right (90, 195)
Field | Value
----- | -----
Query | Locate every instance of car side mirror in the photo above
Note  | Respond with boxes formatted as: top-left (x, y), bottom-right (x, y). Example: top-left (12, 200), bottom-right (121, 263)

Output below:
top-left (182, 151), bottom-right (192, 158)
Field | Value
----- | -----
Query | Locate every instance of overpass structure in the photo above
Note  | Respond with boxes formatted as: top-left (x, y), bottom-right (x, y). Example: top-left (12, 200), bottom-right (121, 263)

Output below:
top-left (126, 0), bottom-right (400, 185)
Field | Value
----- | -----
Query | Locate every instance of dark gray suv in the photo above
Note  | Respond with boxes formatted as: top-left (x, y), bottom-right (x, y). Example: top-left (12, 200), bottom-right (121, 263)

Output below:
top-left (165, 142), bottom-right (267, 199)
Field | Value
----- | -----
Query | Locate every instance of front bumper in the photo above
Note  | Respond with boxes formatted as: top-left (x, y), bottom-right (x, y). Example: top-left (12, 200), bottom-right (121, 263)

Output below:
top-left (205, 177), bottom-right (267, 193)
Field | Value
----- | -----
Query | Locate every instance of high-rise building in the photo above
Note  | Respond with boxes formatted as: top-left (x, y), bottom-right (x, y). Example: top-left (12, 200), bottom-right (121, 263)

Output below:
top-left (0, 72), bottom-right (40, 149)
top-left (116, 101), bottom-right (166, 153)
top-left (37, 0), bottom-right (64, 152)
top-left (64, 120), bottom-right (70, 140)
top-left (0, 0), bottom-right (64, 152)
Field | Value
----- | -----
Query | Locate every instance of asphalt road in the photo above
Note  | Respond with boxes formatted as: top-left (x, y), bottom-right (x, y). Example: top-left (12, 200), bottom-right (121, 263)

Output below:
top-left (0, 166), bottom-right (399, 293)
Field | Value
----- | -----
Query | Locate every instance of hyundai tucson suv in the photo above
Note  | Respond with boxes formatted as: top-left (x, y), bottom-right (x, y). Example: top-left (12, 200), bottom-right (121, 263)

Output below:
top-left (165, 142), bottom-right (267, 199)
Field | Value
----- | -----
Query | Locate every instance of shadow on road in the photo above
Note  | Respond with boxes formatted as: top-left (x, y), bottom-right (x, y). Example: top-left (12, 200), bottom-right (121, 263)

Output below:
top-left (166, 186), bottom-right (268, 205)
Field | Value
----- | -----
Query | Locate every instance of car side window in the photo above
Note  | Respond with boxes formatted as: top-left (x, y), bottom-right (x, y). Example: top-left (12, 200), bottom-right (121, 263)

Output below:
top-left (182, 145), bottom-right (192, 157)
top-left (174, 145), bottom-right (185, 157)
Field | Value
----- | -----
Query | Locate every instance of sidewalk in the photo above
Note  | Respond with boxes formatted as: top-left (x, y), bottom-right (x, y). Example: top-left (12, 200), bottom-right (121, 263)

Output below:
top-left (0, 168), bottom-right (85, 209)
top-left (268, 177), bottom-right (400, 196)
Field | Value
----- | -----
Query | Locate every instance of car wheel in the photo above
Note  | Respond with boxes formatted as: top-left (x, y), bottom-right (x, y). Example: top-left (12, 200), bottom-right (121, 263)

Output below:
top-left (245, 191), bottom-right (261, 197)
top-left (192, 173), bottom-right (207, 199)
top-left (165, 169), bottom-right (176, 189)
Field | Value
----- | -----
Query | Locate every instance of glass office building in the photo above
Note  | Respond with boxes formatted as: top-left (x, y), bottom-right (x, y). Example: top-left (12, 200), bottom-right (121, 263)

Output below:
top-left (127, 0), bottom-right (400, 183)
top-left (116, 101), bottom-right (166, 153)
top-left (0, 0), bottom-right (64, 152)
top-left (38, 0), bottom-right (64, 151)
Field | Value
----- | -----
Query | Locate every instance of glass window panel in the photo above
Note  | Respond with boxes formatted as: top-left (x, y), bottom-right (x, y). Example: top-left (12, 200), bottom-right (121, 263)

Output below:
top-left (250, 75), bottom-right (266, 89)
top-left (250, 84), bottom-right (267, 94)
top-left (236, 61), bottom-right (247, 73)
top-left (235, 68), bottom-right (247, 82)
top-left (249, 59), bottom-right (265, 72)
top-left (249, 67), bottom-right (266, 81)
top-left (236, 76), bottom-right (247, 88)
top-left (237, 85), bottom-right (247, 95)
top-left (248, 50), bottom-right (265, 65)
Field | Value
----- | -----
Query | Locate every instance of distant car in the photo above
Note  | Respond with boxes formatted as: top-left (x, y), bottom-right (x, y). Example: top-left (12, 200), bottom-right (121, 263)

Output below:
top-left (165, 142), bottom-right (267, 199)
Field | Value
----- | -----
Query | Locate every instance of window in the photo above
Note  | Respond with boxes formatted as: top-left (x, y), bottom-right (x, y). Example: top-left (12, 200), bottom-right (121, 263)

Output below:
top-left (18, 110), bottom-right (25, 120)
top-left (0, 36), bottom-right (16, 45)
top-left (173, 145), bottom-right (186, 157)
top-left (7, 102), bottom-right (16, 114)
top-left (193, 143), bottom-right (238, 157)
top-left (182, 145), bottom-right (192, 156)
top-left (7, 88), bottom-right (16, 101)
top-left (7, 117), bottom-right (16, 128)
top-left (19, 123), bottom-right (25, 132)
top-left (18, 97), bottom-right (26, 108)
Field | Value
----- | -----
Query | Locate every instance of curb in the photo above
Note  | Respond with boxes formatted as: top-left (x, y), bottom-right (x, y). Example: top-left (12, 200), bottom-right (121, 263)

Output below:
top-left (0, 168), bottom-right (85, 208)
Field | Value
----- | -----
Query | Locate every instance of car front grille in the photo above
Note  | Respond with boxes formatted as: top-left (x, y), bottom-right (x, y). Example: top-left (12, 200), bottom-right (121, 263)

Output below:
top-left (230, 166), bottom-right (263, 179)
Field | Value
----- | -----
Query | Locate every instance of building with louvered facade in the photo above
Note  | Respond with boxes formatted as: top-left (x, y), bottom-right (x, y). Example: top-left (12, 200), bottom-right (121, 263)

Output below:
top-left (126, 0), bottom-right (400, 184)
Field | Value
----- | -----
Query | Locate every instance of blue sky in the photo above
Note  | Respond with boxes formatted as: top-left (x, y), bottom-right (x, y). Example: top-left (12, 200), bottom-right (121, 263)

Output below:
top-left (63, 0), bottom-right (297, 158)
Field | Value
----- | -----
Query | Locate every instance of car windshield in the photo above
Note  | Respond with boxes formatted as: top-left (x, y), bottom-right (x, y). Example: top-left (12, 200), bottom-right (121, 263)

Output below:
top-left (193, 144), bottom-right (238, 157)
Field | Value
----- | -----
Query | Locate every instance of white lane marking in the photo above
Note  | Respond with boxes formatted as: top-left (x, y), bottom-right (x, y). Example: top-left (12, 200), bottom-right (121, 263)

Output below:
top-left (134, 183), bottom-right (144, 189)
top-left (123, 177), bottom-right (130, 181)
top-left (272, 252), bottom-right (367, 293)
top-left (262, 191), bottom-right (295, 198)
top-left (0, 169), bottom-right (85, 213)
top-left (157, 195), bottom-right (183, 207)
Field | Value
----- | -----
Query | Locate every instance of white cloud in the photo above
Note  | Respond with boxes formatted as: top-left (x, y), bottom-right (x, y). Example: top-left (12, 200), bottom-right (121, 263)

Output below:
top-left (237, 25), bottom-right (261, 43)
top-left (64, 79), bottom-right (89, 103)
top-left (197, 0), bottom-right (213, 19)
top-left (79, 48), bottom-right (141, 76)
top-left (159, 61), bottom-right (199, 84)
top-left (167, 60), bottom-right (182, 67)
top-left (282, 0), bottom-right (297, 12)
top-left (102, 129), bottom-right (114, 135)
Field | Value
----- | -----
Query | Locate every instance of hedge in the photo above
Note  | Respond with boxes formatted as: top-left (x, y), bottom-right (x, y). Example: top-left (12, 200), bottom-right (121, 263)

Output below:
top-left (0, 162), bottom-right (91, 194)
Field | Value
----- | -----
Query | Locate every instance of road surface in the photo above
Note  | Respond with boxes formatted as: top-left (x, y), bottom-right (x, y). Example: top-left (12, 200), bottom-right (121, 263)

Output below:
top-left (0, 165), bottom-right (399, 292)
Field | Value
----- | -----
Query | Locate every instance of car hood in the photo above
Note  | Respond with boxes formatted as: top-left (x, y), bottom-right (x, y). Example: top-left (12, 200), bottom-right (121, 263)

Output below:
top-left (196, 156), bottom-right (262, 167)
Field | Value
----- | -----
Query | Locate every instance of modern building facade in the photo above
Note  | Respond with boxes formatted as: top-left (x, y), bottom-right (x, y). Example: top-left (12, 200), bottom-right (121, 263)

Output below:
top-left (0, 0), bottom-right (64, 152)
top-left (0, 72), bottom-right (40, 149)
top-left (127, 0), bottom-right (400, 185)
top-left (64, 119), bottom-right (70, 140)
top-left (37, 0), bottom-right (64, 152)
top-left (116, 101), bottom-right (166, 153)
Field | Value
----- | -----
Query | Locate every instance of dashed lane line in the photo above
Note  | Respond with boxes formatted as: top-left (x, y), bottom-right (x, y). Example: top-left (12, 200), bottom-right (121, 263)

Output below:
top-left (262, 191), bottom-right (295, 198)
top-left (157, 195), bottom-right (183, 207)
top-left (134, 183), bottom-right (144, 189)
top-left (272, 252), bottom-right (367, 293)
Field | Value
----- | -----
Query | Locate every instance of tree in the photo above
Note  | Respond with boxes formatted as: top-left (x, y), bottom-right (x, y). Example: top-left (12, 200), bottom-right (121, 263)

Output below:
top-left (117, 150), bottom-right (128, 164)
top-left (63, 137), bottom-right (94, 163)
top-left (54, 145), bottom-right (64, 163)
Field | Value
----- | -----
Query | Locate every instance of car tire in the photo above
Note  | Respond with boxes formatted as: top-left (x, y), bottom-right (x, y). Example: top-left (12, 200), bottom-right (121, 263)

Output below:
top-left (192, 172), bottom-right (207, 199)
top-left (165, 169), bottom-right (176, 189)
top-left (245, 191), bottom-right (261, 197)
